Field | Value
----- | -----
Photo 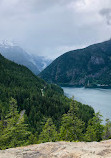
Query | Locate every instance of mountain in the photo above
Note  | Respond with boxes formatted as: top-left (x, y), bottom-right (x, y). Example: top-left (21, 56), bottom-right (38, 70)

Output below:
top-left (0, 53), bottom-right (95, 149)
top-left (39, 39), bottom-right (111, 87)
top-left (0, 41), bottom-right (52, 75)
top-left (0, 53), bottom-right (67, 128)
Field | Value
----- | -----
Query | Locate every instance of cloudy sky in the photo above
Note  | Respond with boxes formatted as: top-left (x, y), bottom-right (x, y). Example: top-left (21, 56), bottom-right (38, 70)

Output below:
top-left (0, 0), bottom-right (111, 59)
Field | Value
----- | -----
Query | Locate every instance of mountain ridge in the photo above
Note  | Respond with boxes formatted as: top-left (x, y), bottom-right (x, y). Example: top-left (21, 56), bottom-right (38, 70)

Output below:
top-left (39, 39), bottom-right (111, 87)
top-left (0, 42), bottom-right (52, 75)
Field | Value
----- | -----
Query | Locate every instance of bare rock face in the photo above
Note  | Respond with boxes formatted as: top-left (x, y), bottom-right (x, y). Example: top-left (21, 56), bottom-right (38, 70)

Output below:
top-left (90, 56), bottom-right (105, 65)
top-left (0, 140), bottom-right (111, 158)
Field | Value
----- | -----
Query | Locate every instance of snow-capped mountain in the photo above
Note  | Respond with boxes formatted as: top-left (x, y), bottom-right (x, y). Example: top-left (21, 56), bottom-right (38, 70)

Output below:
top-left (0, 41), bottom-right (52, 75)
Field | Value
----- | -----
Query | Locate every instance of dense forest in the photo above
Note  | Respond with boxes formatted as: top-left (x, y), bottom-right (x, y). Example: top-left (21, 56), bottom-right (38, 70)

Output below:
top-left (39, 39), bottom-right (111, 88)
top-left (0, 54), bottom-right (111, 150)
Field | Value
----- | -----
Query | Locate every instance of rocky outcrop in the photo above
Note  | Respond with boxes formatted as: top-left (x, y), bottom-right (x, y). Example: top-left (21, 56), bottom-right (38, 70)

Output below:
top-left (0, 140), bottom-right (111, 158)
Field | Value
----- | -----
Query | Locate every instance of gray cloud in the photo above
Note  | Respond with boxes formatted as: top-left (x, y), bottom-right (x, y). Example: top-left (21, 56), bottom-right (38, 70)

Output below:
top-left (0, 0), bottom-right (78, 16)
top-left (0, 0), bottom-right (111, 59)
top-left (100, 8), bottom-right (111, 25)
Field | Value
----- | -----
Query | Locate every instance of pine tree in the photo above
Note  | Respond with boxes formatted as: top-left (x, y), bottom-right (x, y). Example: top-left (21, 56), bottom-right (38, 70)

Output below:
top-left (59, 98), bottom-right (85, 141)
top-left (102, 119), bottom-right (111, 140)
top-left (85, 112), bottom-right (104, 142)
top-left (39, 118), bottom-right (57, 143)
top-left (0, 98), bottom-right (31, 149)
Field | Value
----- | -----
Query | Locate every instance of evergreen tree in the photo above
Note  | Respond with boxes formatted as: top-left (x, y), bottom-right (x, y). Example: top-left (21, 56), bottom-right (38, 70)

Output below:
top-left (39, 118), bottom-right (58, 143)
top-left (59, 99), bottom-right (85, 141)
top-left (85, 112), bottom-right (104, 142)
top-left (0, 98), bottom-right (30, 149)
top-left (102, 119), bottom-right (111, 140)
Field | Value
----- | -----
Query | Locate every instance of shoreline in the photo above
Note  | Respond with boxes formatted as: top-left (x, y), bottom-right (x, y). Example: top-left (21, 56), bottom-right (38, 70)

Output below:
top-left (60, 85), bottom-right (111, 89)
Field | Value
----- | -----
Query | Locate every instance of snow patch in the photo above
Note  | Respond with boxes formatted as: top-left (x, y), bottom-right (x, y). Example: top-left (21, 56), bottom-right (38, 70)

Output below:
top-left (0, 40), bottom-right (16, 48)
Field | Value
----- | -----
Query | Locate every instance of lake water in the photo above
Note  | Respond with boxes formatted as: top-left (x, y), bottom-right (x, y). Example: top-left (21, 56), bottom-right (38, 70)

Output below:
top-left (62, 87), bottom-right (111, 123)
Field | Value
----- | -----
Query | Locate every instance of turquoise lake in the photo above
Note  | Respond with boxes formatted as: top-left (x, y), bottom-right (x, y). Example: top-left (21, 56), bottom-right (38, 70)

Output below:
top-left (62, 87), bottom-right (111, 123)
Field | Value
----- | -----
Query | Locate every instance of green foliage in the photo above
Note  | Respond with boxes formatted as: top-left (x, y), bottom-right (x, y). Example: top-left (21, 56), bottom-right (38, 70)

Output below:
top-left (28, 133), bottom-right (38, 145)
top-left (85, 112), bottom-right (104, 142)
top-left (39, 118), bottom-right (58, 143)
top-left (0, 98), bottom-right (30, 149)
top-left (102, 119), bottom-right (111, 140)
top-left (59, 99), bottom-right (85, 141)
top-left (6, 97), bottom-right (18, 122)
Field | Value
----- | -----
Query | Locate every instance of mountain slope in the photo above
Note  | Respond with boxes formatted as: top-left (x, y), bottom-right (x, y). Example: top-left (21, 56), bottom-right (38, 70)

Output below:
top-left (39, 39), bottom-right (111, 87)
top-left (0, 41), bottom-right (52, 75)
top-left (0, 53), bottom-right (95, 149)
top-left (0, 53), bottom-right (68, 129)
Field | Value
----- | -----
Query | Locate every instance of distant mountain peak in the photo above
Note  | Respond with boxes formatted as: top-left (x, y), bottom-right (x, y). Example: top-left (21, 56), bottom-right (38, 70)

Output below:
top-left (0, 42), bottom-right (52, 75)
top-left (0, 40), bottom-right (16, 48)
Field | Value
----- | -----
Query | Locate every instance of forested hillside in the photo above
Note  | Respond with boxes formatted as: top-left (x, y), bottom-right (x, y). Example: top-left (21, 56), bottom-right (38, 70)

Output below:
top-left (39, 39), bottom-right (111, 87)
top-left (0, 54), bottom-right (110, 150)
